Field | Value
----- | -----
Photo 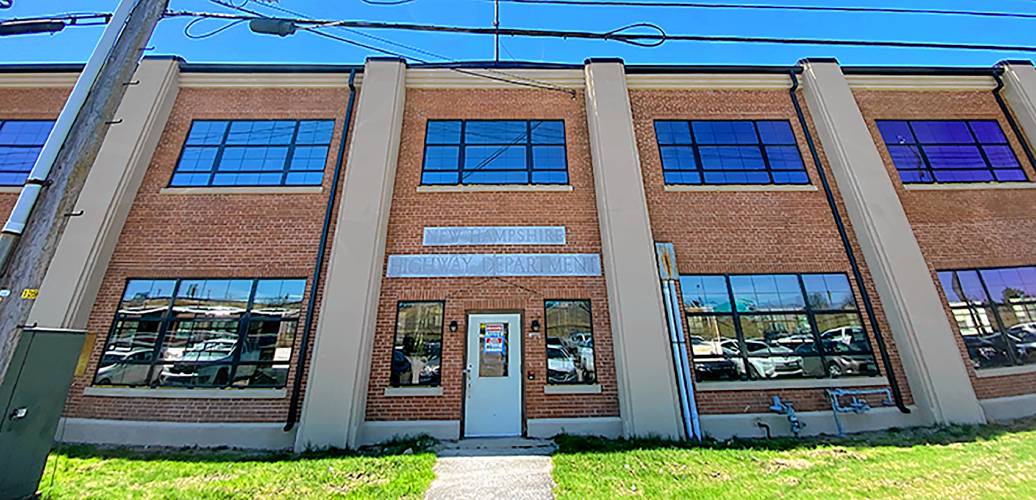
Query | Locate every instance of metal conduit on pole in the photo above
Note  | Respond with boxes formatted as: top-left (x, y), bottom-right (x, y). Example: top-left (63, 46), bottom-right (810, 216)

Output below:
top-left (788, 69), bottom-right (910, 414)
top-left (656, 242), bottom-right (702, 441)
top-left (285, 69), bottom-right (358, 431)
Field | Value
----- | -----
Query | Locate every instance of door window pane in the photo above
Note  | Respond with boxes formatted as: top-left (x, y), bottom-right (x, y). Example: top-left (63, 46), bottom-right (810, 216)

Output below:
top-left (392, 302), bottom-right (444, 387)
top-left (479, 322), bottom-right (508, 378)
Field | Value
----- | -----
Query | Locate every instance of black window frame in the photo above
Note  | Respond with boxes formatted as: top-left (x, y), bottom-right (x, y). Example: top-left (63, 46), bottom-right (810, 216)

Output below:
top-left (544, 299), bottom-right (598, 385)
top-left (391, 300), bottom-right (446, 387)
top-left (653, 119), bottom-right (811, 186)
top-left (94, 277), bottom-right (306, 389)
top-left (680, 272), bottom-right (880, 381)
top-left (0, 119), bottom-right (56, 186)
top-left (876, 118), bottom-right (1028, 184)
top-left (937, 264), bottom-right (1036, 370)
top-left (169, 118), bottom-right (336, 188)
top-left (420, 119), bottom-right (569, 186)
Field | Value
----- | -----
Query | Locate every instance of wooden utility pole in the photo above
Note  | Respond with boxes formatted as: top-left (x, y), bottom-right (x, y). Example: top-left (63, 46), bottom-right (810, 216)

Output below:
top-left (0, 0), bottom-right (168, 385)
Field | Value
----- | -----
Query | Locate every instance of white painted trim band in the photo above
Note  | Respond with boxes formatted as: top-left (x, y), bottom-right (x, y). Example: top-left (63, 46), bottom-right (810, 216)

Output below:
top-left (383, 386), bottom-right (444, 397)
top-left (406, 68), bottom-right (583, 89)
top-left (0, 73), bottom-right (78, 88)
top-left (697, 376), bottom-right (888, 392)
top-left (159, 186), bottom-right (323, 195)
top-left (663, 184), bottom-right (819, 192)
top-left (416, 184), bottom-right (573, 193)
top-left (979, 393), bottom-right (1036, 422)
top-left (544, 384), bottom-right (603, 394)
top-left (903, 182), bottom-right (1036, 191)
top-left (974, 364), bottom-right (1036, 378)
top-left (626, 74), bottom-right (792, 90)
top-left (846, 74), bottom-right (997, 91)
top-left (58, 418), bottom-right (296, 450)
top-left (83, 386), bottom-right (286, 399)
top-left (526, 416), bottom-right (623, 438)
top-left (179, 73), bottom-right (358, 88)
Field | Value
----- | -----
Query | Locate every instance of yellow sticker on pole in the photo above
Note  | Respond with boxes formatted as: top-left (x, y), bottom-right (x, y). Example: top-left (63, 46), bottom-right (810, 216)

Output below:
top-left (21, 288), bottom-right (38, 300)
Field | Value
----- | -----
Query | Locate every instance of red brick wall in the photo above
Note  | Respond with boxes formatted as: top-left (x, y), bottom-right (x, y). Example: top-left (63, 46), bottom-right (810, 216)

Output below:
top-left (364, 88), bottom-right (620, 423)
top-left (855, 89), bottom-right (1036, 400)
top-left (0, 86), bottom-right (71, 219)
top-left (62, 85), bottom-right (355, 422)
top-left (630, 88), bottom-right (913, 413)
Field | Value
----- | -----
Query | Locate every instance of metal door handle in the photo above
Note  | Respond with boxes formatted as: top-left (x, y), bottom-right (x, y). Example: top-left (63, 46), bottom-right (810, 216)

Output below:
top-left (463, 366), bottom-right (472, 397)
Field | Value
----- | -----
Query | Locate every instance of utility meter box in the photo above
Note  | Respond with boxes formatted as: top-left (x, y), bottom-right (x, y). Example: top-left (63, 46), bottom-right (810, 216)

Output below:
top-left (0, 327), bottom-right (89, 499)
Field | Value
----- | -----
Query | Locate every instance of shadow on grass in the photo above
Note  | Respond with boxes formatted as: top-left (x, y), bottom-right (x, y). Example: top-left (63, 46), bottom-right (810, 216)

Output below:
top-left (555, 415), bottom-right (1036, 454)
top-left (51, 434), bottom-right (438, 464)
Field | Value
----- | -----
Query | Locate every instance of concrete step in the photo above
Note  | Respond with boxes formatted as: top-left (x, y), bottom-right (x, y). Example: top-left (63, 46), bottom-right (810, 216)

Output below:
top-left (435, 437), bottom-right (557, 457)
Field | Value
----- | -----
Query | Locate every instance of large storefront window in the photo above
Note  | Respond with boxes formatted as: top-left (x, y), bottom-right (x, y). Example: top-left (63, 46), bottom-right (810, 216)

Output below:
top-left (938, 266), bottom-right (1036, 370)
top-left (680, 273), bottom-right (879, 382)
top-left (392, 301), bottom-right (444, 387)
top-left (545, 300), bottom-right (597, 384)
top-left (95, 278), bottom-right (304, 388)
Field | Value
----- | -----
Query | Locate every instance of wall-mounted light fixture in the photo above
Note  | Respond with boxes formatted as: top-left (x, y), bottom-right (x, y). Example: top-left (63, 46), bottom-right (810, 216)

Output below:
top-left (449, 320), bottom-right (458, 333)
top-left (530, 319), bottom-right (541, 333)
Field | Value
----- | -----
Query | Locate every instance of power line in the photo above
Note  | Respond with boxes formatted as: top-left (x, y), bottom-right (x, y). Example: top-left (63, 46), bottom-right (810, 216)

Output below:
top-left (483, 0), bottom-right (1036, 21)
top-left (166, 9), bottom-right (1036, 54)
top-left (201, 0), bottom-right (579, 95)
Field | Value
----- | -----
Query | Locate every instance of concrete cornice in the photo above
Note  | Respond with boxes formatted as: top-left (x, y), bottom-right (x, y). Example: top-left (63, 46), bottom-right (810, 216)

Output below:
top-left (405, 68), bottom-right (584, 89)
top-left (625, 73), bottom-right (792, 90)
top-left (0, 72), bottom-right (78, 88)
top-left (179, 72), bottom-right (361, 88)
top-left (846, 74), bottom-right (996, 91)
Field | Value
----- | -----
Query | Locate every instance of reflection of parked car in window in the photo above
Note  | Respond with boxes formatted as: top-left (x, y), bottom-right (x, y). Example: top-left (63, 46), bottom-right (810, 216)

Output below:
top-left (547, 345), bottom-right (579, 383)
top-left (1006, 323), bottom-right (1036, 361)
top-left (720, 340), bottom-right (803, 379)
top-left (821, 326), bottom-right (865, 345)
top-left (419, 355), bottom-right (441, 385)
top-left (962, 335), bottom-right (1012, 369)
top-left (95, 348), bottom-right (157, 385)
top-left (161, 339), bottom-right (259, 386)
top-left (795, 341), bottom-right (878, 377)
top-left (689, 337), bottom-right (739, 381)
top-left (774, 334), bottom-right (814, 349)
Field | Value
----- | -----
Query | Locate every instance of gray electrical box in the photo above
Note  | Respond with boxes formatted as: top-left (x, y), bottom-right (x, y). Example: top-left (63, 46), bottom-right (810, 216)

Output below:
top-left (0, 327), bottom-right (88, 500)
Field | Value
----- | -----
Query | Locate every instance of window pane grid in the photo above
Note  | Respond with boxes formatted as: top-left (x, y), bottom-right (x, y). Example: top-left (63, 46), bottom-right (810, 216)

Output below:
top-left (877, 119), bottom-right (1027, 184)
top-left (655, 120), bottom-right (809, 186)
top-left (681, 272), bottom-right (879, 382)
top-left (95, 278), bottom-right (305, 388)
top-left (0, 120), bottom-right (55, 186)
top-left (171, 119), bottom-right (334, 187)
top-left (421, 120), bottom-right (569, 185)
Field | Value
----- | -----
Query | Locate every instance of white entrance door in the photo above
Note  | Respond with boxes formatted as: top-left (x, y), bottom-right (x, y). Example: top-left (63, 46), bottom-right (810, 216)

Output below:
top-left (464, 313), bottom-right (522, 437)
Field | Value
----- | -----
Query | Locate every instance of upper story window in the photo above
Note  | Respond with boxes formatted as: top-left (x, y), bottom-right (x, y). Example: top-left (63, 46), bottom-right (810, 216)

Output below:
top-left (680, 273), bottom-right (878, 382)
top-left (421, 120), bottom-right (568, 185)
top-left (937, 265), bottom-right (1036, 371)
top-left (654, 120), bottom-right (809, 185)
top-left (0, 120), bottom-right (55, 185)
top-left (545, 300), bottom-right (597, 385)
top-left (171, 119), bottom-right (334, 187)
top-left (95, 278), bottom-right (305, 388)
top-left (877, 120), bottom-right (1027, 184)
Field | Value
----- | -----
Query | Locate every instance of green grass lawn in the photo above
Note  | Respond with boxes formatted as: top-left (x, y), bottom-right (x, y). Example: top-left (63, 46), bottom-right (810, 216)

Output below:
top-left (40, 439), bottom-right (436, 499)
top-left (553, 416), bottom-right (1036, 499)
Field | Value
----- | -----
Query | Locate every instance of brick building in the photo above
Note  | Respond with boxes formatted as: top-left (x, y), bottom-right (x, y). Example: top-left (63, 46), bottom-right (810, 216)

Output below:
top-left (3, 55), bottom-right (1036, 450)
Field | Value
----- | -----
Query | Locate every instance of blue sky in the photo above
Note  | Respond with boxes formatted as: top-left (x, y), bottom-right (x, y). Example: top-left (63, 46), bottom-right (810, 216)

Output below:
top-left (2, 0), bottom-right (1035, 67)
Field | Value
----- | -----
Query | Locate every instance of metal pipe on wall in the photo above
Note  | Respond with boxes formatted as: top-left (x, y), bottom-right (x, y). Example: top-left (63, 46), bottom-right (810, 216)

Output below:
top-left (788, 69), bottom-right (909, 414)
top-left (284, 69), bottom-right (358, 432)
top-left (656, 242), bottom-right (702, 441)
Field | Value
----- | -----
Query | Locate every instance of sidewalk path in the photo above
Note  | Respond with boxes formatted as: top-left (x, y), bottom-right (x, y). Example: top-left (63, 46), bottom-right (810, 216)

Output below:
top-left (425, 438), bottom-right (557, 500)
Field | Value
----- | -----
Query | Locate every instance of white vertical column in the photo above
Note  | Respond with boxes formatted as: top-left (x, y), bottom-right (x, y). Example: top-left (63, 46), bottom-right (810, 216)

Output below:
top-left (1000, 61), bottom-right (1036, 153)
top-left (296, 58), bottom-right (407, 451)
top-left (28, 57), bottom-right (180, 328)
top-left (800, 59), bottom-right (985, 425)
top-left (584, 59), bottom-right (683, 439)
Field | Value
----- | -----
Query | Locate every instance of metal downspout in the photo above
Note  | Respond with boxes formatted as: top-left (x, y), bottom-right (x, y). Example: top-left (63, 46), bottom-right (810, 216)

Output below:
top-left (991, 67), bottom-right (1036, 171)
top-left (788, 69), bottom-right (910, 414)
top-left (284, 69), bottom-right (358, 431)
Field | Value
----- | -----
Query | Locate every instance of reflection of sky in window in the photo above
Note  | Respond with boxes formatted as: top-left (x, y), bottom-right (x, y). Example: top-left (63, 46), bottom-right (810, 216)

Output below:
top-left (938, 270), bottom-right (988, 304)
top-left (730, 274), bottom-right (804, 311)
top-left (679, 275), bottom-right (729, 311)
top-left (254, 279), bottom-right (306, 306)
top-left (980, 266), bottom-right (1036, 303)
top-left (802, 274), bottom-right (855, 310)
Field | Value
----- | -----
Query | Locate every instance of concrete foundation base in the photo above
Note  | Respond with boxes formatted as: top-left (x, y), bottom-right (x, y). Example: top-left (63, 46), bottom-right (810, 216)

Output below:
top-left (57, 418), bottom-right (296, 450)
top-left (356, 420), bottom-right (461, 446)
top-left (526, 416), bottom-right (623, 439)
top-left (701, 406), bottom-right (923, 440)
top-left (980, 393), bottom-right (1036, 422)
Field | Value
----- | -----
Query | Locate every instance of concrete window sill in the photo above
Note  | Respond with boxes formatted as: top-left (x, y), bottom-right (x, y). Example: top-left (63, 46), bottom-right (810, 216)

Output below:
top-left (696, 376), bottom-right (889, 392)
top-left (663, 184), bottom-right (818, 192)
top-left (159, 186), bottom-right (323, 195)
top-left (544, 384), bottom-right (602, 395)
top-left (83, 386), bottom-right (286, 399)
top-left (974, 364), bottom-right (1036, 378)
top-left (416, 184), bottom-right (573, 193)
top-left (0, 186), bottom-right (21, 194)
top-left (383, 386), bottom-right (443, 397)
top-left (903, 182), bottom-right (1036, 191)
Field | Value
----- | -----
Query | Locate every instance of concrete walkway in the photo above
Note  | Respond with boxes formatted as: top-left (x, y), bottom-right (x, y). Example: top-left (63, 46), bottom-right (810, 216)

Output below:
top-left (425, 438), bottom-right (557, 500)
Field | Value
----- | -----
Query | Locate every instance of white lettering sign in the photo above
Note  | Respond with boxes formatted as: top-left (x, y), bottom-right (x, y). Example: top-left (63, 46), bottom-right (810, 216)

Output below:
top-left (386, 254), bottom-right (601, 278)
top-left (423, 226), bottom-right (566, 246)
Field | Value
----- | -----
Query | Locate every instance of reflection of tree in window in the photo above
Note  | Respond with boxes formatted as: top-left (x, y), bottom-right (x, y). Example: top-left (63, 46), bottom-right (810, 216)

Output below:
top-left (392, 302), bottom-right (444, 387)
